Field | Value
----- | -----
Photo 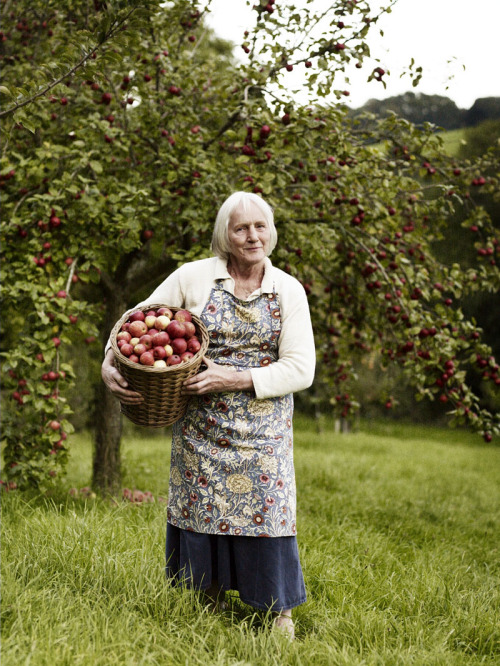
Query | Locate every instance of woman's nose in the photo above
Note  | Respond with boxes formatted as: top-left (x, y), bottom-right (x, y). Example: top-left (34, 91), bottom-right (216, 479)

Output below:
top-left (247, 225), bottom-right (259, 240)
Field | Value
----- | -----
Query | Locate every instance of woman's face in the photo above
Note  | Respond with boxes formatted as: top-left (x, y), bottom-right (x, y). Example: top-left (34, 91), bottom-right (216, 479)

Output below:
top-left (227, 202), bottom-right (271, 269)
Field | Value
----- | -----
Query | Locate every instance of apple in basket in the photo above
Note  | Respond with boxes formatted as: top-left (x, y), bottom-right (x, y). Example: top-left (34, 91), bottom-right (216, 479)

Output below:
top-left (116, 307), bottom-right (202, 366)
top-left (129, 320), bottom-right (148, 338)
top-left (174, 309), bottom-right (192, 323)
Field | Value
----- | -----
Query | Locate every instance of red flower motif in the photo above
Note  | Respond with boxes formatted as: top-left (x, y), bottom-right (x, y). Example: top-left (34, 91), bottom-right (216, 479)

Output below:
top-left (260, 474), bottom-right (270, 484)
top-left (253, 513), bottom-right (264, 525)
top-left (216, 401), bottom-right (228, 412)
top-left (219, 522), bottom-right (229, 532)
top-left (260, 356), bottom-right (272, 367)
top-left (292, 523), bottom-right (296, 534)
top-left (217, 437), bottom-right (230, 448)
top-left (185, 470), bottom-right (193, 480)
top-left (204, 517), bottom-right (211, 523)
top-left (207, 304), bottom-right (217, 314)
top-left (198, 476), bottom-right (208, 487)
top-left (190, 492), bottom-right (198, 502)
top-left (260, 342), bottom-right (270, 352)
top-left (181, 507), bottom-right (190, 519)
top-left (265, 496), bottom-right (275, 506)
top-left (276, 479), bottom-right (284, 489)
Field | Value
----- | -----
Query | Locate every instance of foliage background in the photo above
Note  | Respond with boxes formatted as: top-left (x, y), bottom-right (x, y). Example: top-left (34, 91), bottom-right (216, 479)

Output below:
top-left (1, 0), bottom-right (499, 493)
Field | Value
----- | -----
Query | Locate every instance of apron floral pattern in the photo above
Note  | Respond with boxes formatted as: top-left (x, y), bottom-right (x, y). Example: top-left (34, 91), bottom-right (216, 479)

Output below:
top-left (167, 281), bottom-right (296, 537)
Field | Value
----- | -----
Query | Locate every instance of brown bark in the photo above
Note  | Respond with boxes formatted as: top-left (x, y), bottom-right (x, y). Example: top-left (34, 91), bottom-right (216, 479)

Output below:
top-left (91, 290), bottom-right (127, 496)
top-left (92, 380), bottom-right (123, 496)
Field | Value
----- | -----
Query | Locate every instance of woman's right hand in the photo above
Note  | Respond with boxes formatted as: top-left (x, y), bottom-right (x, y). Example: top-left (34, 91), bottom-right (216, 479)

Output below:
top-left (101, 349), bottom-right (143, 404)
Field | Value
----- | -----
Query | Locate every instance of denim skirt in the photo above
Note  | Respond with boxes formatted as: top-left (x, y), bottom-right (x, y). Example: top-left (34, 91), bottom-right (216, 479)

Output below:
top-left (165, 523), bottom-right (306, 611)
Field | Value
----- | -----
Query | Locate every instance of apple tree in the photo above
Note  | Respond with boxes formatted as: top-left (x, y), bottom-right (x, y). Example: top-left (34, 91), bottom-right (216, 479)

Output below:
top-left (1, 0), bottom-right (499, 494)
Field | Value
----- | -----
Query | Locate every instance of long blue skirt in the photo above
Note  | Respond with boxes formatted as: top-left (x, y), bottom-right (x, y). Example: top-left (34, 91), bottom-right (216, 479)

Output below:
top-left (165, 523), bottom-right (306, 611)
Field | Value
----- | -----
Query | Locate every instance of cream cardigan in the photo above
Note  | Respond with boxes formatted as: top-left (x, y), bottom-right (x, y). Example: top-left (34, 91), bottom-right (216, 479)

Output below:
top-left (109, 256), bottom-right (315, 400)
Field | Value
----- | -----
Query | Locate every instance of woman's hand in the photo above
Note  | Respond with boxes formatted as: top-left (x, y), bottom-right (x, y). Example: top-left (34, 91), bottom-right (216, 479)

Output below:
top-left (101, 349), bottom-right (143, 404)
top-left (183, 357), bottom-right (253, 395)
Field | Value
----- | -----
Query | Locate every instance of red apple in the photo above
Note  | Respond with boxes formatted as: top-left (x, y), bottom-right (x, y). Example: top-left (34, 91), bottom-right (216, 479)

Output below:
top-left (117, 331), bottom-right (132, 343)
top-left (49, 420), bottom-right (61, 431)
top-left (167, 354), bottom-right (182, 366)
top-left (129, 320), bottom-right (148, 337)
top-left (167, 320), bottom-right (186, 339)
top-left (157, 307), bottom-right (173, 318)
top-left (117, 339), bottom-right (126, 348)
top-left (121, 322), bottom-right (130, 332)
top-left (187, 337), bottom-right (201, 353)
top-left (172, 338), bottom-right (187, 355)
top-left (153, 346), bottom-right (167, 360)
top-left (120, 343), bottom-right (134, 357)
top-left (134, 343), bottom-right (147, 356)
top-left (152, 331), bottom-right (170, 346)
top-left (181, 351), bottom-right (194, 362)
top-left (129, 310), bottom-right (145, 322)
top-left (139, 351), bottom-right (155, 366)
top-left (139, 334), bottom-right (153, 350)
top-left (129, 354), bottom-right (139, 363)
top-left (155, 315), bottom-right (171, 330)
top-left (183, 321), bottom-right (196, 337)
top-left (174, 309), bottom-right (192, 323)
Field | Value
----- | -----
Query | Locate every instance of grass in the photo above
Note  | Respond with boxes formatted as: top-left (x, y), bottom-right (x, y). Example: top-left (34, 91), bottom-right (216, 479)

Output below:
top-left (438, 129), bottom-right (466, 157)
top-left (2, 418), bottom-right (499, 665)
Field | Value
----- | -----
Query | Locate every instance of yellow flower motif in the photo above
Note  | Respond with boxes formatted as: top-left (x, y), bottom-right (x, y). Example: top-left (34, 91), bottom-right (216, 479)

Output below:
top-left (170, 466), bottom-right (182, 487)
top-left (226, 473), bottom-right (253, 494)
top-left (247, 399), bottom-right (274, 416)
top-left (183, 450), bottom-right (198, 469)
top-left (234, 303), bottom-right (261, 323)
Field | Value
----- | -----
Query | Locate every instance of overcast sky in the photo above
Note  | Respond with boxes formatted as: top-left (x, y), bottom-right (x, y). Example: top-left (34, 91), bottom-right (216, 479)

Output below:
top-left (205, 0), bottom-right (500, 110)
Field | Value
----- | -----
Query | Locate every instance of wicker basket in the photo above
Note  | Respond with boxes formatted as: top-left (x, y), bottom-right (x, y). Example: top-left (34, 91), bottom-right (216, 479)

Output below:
top-left (110, 304), bottom-right (209, 428)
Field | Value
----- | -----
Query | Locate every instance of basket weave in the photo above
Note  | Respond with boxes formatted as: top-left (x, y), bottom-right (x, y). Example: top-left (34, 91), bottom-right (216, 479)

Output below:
top-left (110, 304), bottom-right (209, 427)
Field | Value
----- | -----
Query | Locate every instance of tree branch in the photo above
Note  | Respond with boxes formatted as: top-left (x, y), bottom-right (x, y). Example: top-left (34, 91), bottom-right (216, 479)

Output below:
top-left (0, 6), bottom-right (139, 119)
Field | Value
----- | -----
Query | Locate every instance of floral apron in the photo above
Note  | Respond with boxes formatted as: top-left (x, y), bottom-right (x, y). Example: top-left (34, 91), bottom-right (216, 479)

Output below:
top-left (167, 280), bottom-right (296, 537)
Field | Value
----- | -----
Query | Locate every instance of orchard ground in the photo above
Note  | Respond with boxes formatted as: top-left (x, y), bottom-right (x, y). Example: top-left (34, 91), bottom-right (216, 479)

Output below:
top-left (2, 417), bottom-right (499, 665)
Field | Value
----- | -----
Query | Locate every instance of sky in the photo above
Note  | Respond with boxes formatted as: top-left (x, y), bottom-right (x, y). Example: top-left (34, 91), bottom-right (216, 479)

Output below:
top-left (205, 0), bottom-right (500, 110)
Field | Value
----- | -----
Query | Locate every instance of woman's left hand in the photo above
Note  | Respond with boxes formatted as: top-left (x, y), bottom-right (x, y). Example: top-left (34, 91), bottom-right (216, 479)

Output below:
top-left (183, 357), bottom-right (253, 395)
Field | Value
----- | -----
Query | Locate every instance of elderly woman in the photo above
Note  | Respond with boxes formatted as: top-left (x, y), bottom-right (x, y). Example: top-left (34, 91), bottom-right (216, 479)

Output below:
top-left (101, 192), bottom-right (315, 637)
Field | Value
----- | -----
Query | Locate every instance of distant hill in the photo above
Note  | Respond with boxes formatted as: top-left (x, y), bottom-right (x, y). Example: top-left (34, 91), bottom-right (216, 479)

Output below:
top-left (350, 92), bottom-right (500, 130)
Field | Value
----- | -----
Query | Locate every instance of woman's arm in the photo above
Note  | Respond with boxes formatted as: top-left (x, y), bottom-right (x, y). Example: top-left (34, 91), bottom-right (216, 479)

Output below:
top-left (250, 277), bottom-right (315, 399)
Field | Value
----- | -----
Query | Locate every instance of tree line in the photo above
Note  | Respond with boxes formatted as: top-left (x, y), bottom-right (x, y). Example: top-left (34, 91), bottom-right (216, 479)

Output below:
top-left (351, 92), bottom-right (500, 130)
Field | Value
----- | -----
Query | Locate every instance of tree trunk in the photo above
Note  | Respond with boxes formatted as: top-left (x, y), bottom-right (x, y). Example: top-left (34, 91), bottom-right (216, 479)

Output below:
top-left (92, 381), bottom-right (123, 495)
top-left (92, 291), bottom-right (127, 496)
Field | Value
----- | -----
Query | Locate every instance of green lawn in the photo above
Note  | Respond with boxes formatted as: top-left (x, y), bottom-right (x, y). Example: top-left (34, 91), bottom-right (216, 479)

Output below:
top-left (2, 418), bottom-right (499, 665)
top-left (439, 128), bottom-right (466, 157)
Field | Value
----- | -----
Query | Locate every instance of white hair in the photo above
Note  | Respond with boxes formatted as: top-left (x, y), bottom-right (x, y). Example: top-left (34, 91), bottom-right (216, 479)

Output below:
top-left (211, 191), bottom-right (278, 259)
